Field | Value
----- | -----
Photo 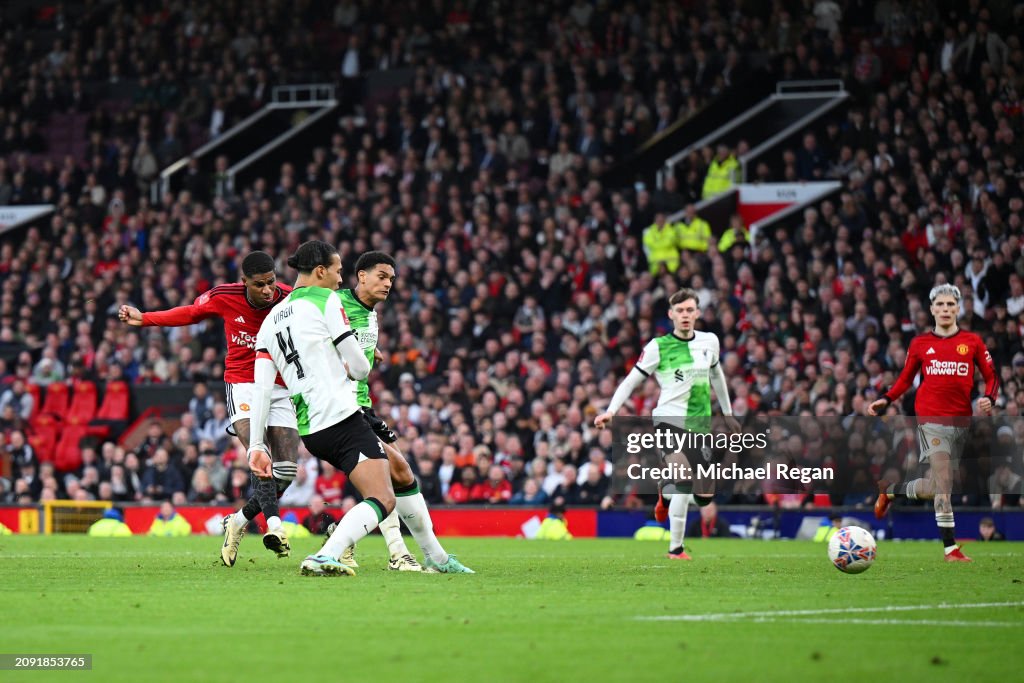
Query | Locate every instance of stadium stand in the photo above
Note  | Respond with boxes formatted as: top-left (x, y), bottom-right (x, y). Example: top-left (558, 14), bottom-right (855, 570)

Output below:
top-left (1, 0), bottom-right (1022, 511)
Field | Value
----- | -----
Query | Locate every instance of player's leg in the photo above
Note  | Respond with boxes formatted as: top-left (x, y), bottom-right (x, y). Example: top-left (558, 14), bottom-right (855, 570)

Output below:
top-left (224, 388), bottom-right (298, 560)
top-left (876, 425), bottom-right (933, 518)
top-left (657, 449), bottom-right (693, 559)
top-left (308, 461), bottom-right (393, 576)
top-left (928, 450), bottom-right (970, 561)
top-left (302, 416), bottom-right (394, 576)
top-left (667, 493), bottom-right (693, 559)
top-left (378, 442), bottom-right (422, 570)
top-left (220, 408), bottom-right (252, 567)
top-left (387, 441), bottom-right (473, 573)
top-left (258, 426), bottom-right (300, 558)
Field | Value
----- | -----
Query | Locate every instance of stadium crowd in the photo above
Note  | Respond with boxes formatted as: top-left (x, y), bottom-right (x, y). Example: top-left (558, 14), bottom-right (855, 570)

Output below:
top-left (1, 0), bottom-right (1023, 512)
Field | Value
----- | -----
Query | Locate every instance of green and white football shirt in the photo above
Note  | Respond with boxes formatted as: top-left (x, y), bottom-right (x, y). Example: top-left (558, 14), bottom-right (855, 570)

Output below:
top-left (255, 286), bottom-right (360, 435)
top-left (634, 330), bottom-right (720, 418)
top-left (337, 288), bottom-right (376, 408)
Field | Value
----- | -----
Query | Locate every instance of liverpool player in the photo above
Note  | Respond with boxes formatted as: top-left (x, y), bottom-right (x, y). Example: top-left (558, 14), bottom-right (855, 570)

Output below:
top-left (118, 251), bottom-right (300, 565)
top-left (868, 284), bottom-right (998, 562)
top-left (332, 251), bottom-right (473, 573)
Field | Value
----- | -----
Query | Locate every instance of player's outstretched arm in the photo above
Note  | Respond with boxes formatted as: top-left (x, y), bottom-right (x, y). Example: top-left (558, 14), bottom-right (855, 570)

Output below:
top-left (872, 340), bottom-right (923, 415)
top-left (118, 305), bottom-right (144, 326)
top-left (119, 300), bottom-right (211, 328)
top-left (708, 362), bottom-right (738, 431)
top-left (595, 367), bottom-right (646, 429)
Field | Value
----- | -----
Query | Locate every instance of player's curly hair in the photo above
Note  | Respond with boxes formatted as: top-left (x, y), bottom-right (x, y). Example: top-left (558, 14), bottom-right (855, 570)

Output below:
top-left (287, 241), bottom-right (338, 273)
top-left (928, 283), bottom-right (962, 303)
top-left (355, 250), bottom-right (397, 274)
top-left (241, 251), bottom-right (275, 277)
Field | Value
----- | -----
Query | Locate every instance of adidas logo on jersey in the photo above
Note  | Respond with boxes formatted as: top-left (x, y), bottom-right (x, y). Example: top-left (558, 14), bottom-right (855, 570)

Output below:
top-left (234, 316), bottom-right (246, 323)
top-left (926, 347), bottom-right (935, 354)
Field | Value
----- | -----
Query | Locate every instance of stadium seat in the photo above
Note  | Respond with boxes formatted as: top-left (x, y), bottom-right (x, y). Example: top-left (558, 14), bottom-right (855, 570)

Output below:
top-left (68, 380), bottom-right (98, 422)
top-left (95, 380), bottom-right (130, 421)
top-left (54, 424), bottom-right (89, 473)
top-left (27, 419), bottom-right (58, 466)
top-left (39, 382), bottom-right (70, 418)
top-left (25, 382), bottom-right (42, 416)
top-left (29, 413), bottom-right (61, 463)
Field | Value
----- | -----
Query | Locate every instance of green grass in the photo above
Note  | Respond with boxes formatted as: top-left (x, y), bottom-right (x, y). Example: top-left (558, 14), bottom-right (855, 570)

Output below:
top-left (1, 535), bottom-right (1022, 682)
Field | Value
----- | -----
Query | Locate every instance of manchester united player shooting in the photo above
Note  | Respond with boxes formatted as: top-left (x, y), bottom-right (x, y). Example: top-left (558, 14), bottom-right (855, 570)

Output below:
top-left (118, 251), bottom-right (300, 565)
top-left (868, 284), bottom-right (998, 562)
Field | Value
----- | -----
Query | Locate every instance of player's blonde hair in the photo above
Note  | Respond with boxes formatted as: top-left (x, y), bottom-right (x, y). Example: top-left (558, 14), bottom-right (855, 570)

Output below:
top-left (928, 283), bottom-right (962, 303)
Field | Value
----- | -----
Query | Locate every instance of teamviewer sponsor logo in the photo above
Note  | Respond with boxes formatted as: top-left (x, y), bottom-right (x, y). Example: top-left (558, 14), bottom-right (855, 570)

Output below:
top-left (231, 331), bottom-right (257, 349)
top-left (925, 360), bottom-right (969, 376)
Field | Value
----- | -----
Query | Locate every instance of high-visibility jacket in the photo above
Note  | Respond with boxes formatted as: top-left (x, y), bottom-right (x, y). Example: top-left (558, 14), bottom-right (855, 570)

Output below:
top-left (813, 524), bottom-right (839, 543)
top-left (88, 518), bottom-right (133, 537)
top-left (534, 515), bottom-right (572, 540)
top-left (148, 512), bottom-right (193, 537)
top-left (0, 522), bottom-right (12, 535)
top-left (643, 222), bottom-right (680, 274)
top-left (633, 523), bottom-right (671, 541)
top-left (676, 217), bottom-right (711, 252)
top-left (281, 520), bottom-right (311, 539)
top-left (702, 156), bottom-right (739, 199)
top-left (718, 224), bottom-right (750, 252)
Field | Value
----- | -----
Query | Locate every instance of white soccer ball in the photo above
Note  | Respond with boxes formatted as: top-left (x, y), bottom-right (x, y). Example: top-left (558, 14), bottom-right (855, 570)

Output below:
top-left (827, 525), bottom-right (877, 574)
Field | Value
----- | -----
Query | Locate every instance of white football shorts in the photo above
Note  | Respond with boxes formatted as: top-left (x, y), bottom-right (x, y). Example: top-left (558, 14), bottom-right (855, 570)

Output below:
top-left (225, 382), bottom-right (298, 429)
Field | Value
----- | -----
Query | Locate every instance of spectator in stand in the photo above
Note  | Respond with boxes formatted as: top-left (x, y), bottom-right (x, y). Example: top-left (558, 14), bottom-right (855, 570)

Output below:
top-left (314, 461), bottom-right (346, 506)
top-left (302, 495), bottom-right (334, 535)
top-left (0, 381), bottom-right (33, 422)
top-left (140, 448), bottom-right (185, 504)
top-left (1, 1), bottom-right (1022, 510)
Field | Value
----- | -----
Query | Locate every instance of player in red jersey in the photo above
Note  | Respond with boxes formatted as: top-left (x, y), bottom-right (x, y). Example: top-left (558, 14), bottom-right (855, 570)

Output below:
top-left (118, 251), bottom-right (301, 565)
top-left (868, 284), bottom-right (999, 562)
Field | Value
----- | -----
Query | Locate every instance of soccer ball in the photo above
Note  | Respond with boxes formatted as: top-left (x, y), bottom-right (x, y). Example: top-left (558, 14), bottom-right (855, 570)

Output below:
top-left (827, 526), bottom-right (877, 574)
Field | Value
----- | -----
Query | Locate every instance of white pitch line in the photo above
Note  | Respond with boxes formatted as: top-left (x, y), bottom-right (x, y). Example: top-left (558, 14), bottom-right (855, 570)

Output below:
top-left (637, 601), bottom-right (1024, 622)
top-left (743, 617), bottom-right (1021, 628)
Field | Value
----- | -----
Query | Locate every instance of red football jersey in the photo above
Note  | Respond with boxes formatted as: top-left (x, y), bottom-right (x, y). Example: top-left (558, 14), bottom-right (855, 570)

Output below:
top-left (141, 283), bottom-right (292, 384)
top-left (884, 330), bottom-right (998, 418)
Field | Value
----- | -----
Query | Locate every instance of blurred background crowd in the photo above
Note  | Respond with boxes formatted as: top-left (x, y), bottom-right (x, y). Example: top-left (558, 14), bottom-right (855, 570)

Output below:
top-left (1, 0), bottom-right (1023, 512)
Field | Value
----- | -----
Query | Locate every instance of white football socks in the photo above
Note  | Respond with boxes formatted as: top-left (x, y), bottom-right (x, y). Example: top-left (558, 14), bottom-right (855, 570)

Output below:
top-left (396, 492), bottom-right (447, 565)
top-left (378, 509), bottom-right (411, 559)
top-left (320, 501), bottom-right (382, 560)
top-left (669, 493), bottom-right (691, 550)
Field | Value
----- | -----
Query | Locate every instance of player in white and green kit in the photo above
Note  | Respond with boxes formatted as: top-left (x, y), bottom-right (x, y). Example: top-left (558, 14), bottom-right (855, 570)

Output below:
top-left (334, 251), bottom-right (473, 574)
top-left (247, 240), bottom-right (389, 576)
top-left (595, 288), bottom-right (735, 560)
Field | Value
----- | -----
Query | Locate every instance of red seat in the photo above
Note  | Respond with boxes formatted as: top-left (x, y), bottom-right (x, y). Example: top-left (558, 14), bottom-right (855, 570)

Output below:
top-left (68, 380), bottom-right (98, 422)
top-left (39, 382), bottom-right (70, 418)
top-left (95, 380), bottom-right (130, 421)
top-left (28, 433), bottom-right (56, 463)
top-left (29, 413), bottom-right (61, 463)
top-left (25, 382), bottom-right (42, 417)
top-left (54, 425), bottom-right (89, 473)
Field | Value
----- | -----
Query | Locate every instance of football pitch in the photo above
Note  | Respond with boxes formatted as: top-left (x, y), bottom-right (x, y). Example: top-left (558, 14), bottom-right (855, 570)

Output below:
top-left (1, 535), bottom-right (1022, 682)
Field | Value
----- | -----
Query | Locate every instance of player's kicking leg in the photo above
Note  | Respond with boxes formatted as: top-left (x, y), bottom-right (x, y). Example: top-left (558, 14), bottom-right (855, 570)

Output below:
top-left (221, 418), bottom-right (299, 566)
